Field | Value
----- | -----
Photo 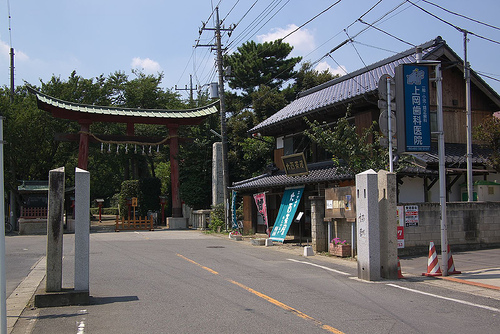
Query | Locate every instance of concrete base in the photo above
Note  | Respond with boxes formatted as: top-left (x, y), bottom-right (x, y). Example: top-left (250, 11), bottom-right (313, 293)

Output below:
top-left (34, 288), bottom-right (90, 308)
top-left (265, 239), bottom-right (273, 247)
top-left (251, 238), bottom-right (266, 246)
top-left (303, 246), bottom-right (314, 257)
top-left (166, 217), bottom-right (188, 229)
top-left (18, 219), bottom-right (47, 235)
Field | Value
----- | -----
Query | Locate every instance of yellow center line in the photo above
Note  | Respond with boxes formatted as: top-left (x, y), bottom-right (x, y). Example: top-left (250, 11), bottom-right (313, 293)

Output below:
top-left (177, 253), bottom-right (344, 334)
top-left (176, 253), bottom-right (219, 275)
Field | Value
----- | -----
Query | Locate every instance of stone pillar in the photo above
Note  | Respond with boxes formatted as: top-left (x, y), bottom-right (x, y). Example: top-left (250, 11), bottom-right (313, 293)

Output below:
top-left (46, 167), bottom-right (65, 292)
top-left (77, 120), bottom-right (92, 170)
top-left (378, 170), bottom-right (398, 279)
top-left (75, 168), bottom-right (90, 291)
top-left (212, 142), bottom-right (223, 207)
top-left (169, 125), bottom-right (182, 217)
top-left (310, 196), bottom-right (327, 252)
top-left (356, 169), bottom-right (380, 281)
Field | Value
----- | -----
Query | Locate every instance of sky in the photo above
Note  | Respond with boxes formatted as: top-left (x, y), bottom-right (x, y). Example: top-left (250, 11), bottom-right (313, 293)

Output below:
top-left (1, 0), bottom-right (500, 101)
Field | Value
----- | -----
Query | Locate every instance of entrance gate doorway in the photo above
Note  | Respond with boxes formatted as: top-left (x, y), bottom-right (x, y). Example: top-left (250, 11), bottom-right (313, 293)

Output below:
top-left (28, 87), bottom-right (218, 218)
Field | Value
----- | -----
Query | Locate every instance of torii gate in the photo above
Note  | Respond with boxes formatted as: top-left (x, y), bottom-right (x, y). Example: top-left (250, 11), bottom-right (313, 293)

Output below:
top-left (28, 87), bottom-right (218, 218)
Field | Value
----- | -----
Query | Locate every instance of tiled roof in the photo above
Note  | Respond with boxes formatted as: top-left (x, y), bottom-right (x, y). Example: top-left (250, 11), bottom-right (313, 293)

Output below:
top-left (230, 143), bottom-right (493, 192)
top-left (250, 37), bottom-right (445, 134)
top-left (407, 142), bottom-right (492, 167)
top-left (28, 87), bottom-right (219, 120)
top-left (230, 161), bottom-right (351, 191)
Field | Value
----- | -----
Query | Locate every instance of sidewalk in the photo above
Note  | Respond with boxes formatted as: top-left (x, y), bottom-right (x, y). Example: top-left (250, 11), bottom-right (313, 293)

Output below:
top-left (398, 247), bottom-right (500, 291)
top-left (232, 233), bottom-right (500, 292)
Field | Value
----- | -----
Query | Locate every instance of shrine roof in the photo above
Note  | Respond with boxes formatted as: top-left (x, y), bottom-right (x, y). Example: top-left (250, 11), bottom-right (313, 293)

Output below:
top-left (27, 87), bottom-right (219, 125)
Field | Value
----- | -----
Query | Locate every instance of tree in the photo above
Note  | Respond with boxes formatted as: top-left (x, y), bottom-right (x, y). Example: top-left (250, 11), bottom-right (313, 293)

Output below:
top-left (303, 109), bottom-right (388, 175)
top-left (224, 40), bottom-right (302, 101)
top-left (295, 61), bottom-right (338, 93)
top-left (474, 115), bottom-right (500, 171)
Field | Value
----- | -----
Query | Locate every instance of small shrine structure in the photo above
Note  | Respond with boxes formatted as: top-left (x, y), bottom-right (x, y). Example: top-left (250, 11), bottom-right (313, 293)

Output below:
top-left (28, 87), bottom-right (218, 224)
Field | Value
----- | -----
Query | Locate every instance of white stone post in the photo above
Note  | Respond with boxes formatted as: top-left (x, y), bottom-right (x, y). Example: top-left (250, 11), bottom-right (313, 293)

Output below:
top-left (212, 142), bottom-right (223, 207)
top-left (356, 169), bottom-right (380, 281)
top-left (75, 168), bottom-right (90, 291)
top-left (378, 170), bottom-right (398, 279)
top-left (46, 167), bottom-right (65, 292)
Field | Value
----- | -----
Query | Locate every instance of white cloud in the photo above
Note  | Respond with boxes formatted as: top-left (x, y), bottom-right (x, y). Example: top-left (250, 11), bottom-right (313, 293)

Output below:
top-left (315, 61), bottom-right (346, 76)
top-left (1, 39), bottom-right (29, 62)
top-left (131, 57), bottom-right (162, 74)
top-left (257, 24), bottom-right (315, 54)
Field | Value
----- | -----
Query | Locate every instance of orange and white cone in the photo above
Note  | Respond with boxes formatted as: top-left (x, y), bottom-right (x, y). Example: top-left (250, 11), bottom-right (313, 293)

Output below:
top-left (447, 244), bottom-right (461, 275)
top-left (422, 241), bottom-right (442, 276)
top-left (397, 257), bottom-right (405, 279)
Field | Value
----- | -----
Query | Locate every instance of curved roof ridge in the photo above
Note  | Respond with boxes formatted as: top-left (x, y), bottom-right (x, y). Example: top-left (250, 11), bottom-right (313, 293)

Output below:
top-left (27, 86), bottom-right (219, 119)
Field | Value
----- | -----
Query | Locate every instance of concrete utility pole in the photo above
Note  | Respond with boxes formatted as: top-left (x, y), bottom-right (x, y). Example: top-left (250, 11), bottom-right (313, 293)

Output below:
top-left (464, 31), bottom-right (473, 202)
top-left (197, 7), bottom-right (234, 230)
top-left (175, 74), bottom-right (197, 106)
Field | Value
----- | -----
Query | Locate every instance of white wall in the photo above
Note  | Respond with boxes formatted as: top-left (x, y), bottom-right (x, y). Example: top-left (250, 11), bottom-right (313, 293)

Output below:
top-left (398, 177), bottom-right (425, 203)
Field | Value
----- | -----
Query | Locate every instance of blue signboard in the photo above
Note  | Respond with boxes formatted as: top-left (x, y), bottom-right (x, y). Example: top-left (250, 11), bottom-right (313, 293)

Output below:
top-left (270, 186), bottom-right (304, 242)
top-left (403, 65), bottom-right (431, 152)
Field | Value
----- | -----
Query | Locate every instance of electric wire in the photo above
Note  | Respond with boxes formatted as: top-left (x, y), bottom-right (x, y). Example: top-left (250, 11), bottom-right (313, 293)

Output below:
top-left (406, 0), bottom-right (500, 45)
top-left (357, 19), bottom-right (415, 47)
top-left (226, 0), bottom-right (285, 52)
top-left (280, 0), bottom-right (342, 43)
top-left (7, 0), bottom-right (13, 47)
top-left (420, 0), bottom-right (500, 31)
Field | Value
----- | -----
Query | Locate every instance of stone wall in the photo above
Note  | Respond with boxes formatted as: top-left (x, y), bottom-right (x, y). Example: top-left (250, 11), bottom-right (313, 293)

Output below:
top-left (400, 202), bottom-right (500, 255)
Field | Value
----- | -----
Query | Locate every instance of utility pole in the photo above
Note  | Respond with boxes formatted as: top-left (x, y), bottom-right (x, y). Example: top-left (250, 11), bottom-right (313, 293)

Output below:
top-left (464, 31), bottom-right (473, 202)
top-left (197, 7), bottom-right (234, 230)
top-left (9, 48), bottom-right (14, 103)
top-left (175, 74), bottom-right (197, 106)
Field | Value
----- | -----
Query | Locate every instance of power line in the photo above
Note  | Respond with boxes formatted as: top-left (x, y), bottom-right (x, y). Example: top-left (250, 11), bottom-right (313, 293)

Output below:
top-left (280, 0), bottom-right (341, 43)
top-left (420, 0), bottom-right (500, 31)
top-left (406, 0), bottom-right (500, 46)
top-left (357, 18), bottom-right (415, 47)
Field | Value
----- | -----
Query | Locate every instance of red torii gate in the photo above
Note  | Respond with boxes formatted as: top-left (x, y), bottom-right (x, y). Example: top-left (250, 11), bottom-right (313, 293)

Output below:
top-left (28, 87), bottom-right (218, 218)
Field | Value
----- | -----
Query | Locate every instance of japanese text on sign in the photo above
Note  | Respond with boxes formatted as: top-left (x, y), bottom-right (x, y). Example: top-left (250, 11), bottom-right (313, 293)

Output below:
top-left (404, 205), bottom-right (419, 227)
top-left (281, 153), bottom-right (309, 176)
top-left (403, 65), bottom-right (430, 152)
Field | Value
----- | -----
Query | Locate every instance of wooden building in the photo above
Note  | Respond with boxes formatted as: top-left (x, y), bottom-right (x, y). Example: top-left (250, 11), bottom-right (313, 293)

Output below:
top-left (230, 37), bottom-right (500, 244)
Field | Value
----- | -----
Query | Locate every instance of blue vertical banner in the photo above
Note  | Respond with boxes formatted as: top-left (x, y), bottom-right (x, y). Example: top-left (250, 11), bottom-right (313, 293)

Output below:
top-left (403, 65), bottom-right (431, 152)
top-left (270, 186), bottom-right (305, 242)
top-left (231, 190), bottom-right (238, 229)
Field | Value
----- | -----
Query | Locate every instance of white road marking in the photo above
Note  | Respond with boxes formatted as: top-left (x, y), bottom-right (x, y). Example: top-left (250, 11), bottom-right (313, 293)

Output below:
top-left (287, 259), bottom-right (350, 276)
top-left (387, 283), bottom-right (500, 313)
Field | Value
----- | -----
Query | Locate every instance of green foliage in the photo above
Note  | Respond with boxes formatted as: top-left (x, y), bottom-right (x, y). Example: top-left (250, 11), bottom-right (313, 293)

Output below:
top-left (303, 109), bottom-right (388, 175)
top-left (119, 180), bottom-right (139, 217)
top-left (90, 207), bottom-right (119, 215)
top-left (155, 161), bottom-right (171, 195)
top-left (178, 114), bottom-right (220, 209)
top-left (138, 177), bottom-right (161, 216)
top-left (224, 40), bottom-right (302, 100)
top-left (474, 115), bottom-right (500, 171)
top-left (208, 203), bottom-right (225, 232)
top-left (295, 61), bottom-right (338, 93)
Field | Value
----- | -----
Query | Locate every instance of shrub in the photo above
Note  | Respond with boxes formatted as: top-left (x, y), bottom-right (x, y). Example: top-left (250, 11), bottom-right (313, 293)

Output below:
top-left (209, 203), bottom-right (225, 232)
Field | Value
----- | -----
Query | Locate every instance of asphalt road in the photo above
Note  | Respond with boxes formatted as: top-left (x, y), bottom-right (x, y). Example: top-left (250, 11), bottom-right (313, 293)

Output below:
top-left (7, 230), bottom-right (500, 334)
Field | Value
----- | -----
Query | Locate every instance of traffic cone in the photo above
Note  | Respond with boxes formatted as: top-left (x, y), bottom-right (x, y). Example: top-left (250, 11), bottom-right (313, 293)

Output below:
top-left (397, 257), bottom-right (405, 279)
top-left (422, 241), bottom-right (442, 276)
top-left (447, 244), bottom-right (461, 275)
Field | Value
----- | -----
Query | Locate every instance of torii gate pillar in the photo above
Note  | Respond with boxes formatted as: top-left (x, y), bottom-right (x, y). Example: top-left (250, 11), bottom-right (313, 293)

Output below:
top-left (169, 125), bottom-right (182, 218)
